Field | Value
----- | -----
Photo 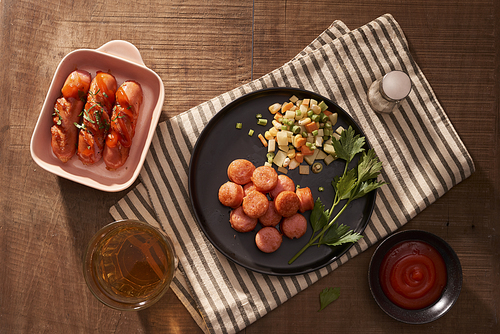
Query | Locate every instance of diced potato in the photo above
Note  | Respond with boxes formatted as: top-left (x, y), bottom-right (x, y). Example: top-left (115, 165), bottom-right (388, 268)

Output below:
top-left (317, 128), bottom-right (324, 137)
top-left (285, 110), bottom-right (295, 119)
top-left (323, 143), bottom-right (335, 155)
top-left (269, 103), bottom-right (282, 114)
top-left (278, 145), bottom-right (289, 152)
top-left (268, 139), bottom-right (276, 152)
top-left (310, 99), bottom-right (318, 106)
top-left (329, 113), bottom-right (338, 125)
top-left (301, 99), bottom-right (310, 107)
top-left (336, 126), bottom-right (345, 136)
top-left (332, 133), bottom-right (341, 140)
top-left (311, 104), bottom-right (321, 114)
top-left (316, 149), bottom-right (327, 160)
top-left (276, 131), bottom-right (288, 146)
top-left (273, 150), bottom-right (288, 167)
top-left (324, 154), bottom-right (336, 165)
top-left (304, 149), bottom-right (319, 165)
top-left (315, 136), bottom-right (323, 147)
top-left (264, 161), bottom-right (273, 167)
top-left (299, 165), bottom-right (310, 175)
top-left (277, 166), bottom-right (288, 174)
top-left (299, 104), bottom-right (309, 113)
top-left (287, 149), bottom-right (296, 159)
top-left (288, 158), bottom-right (300, 170)
top-left (290, 95), bottom-right (299, 103)
top-left (282, 157), bottom-right (291, 167)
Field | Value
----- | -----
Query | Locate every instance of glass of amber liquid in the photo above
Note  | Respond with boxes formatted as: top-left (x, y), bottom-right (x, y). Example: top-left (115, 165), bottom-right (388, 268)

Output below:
top-left (84, 219), bottom-right (177, 311)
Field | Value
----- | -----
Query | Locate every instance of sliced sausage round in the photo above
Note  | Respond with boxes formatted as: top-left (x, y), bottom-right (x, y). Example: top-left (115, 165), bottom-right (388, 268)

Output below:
top-left (281, 213), bottom-right (308, 239)
top-left (258, 201), bottom-right (282, 227)
top-left (269, 174), bottom-right (295, 199)
top-left (296, 187), bottom-right (315, 213)
top-left (243, 182), bottom-right (257, 197)
top-left (218, 181), bottom-right (244, 208)
top-left (274, 190), bottom-right (300, 218)
top-left (227, 159), bottom-right (256, 185)
top-left (255, 227), bottom-right (282, 253)
top-left (251, 166), bottom-right (278, 193)
top-left (242, 190), bottom-right (269, 218)
top-left (230, 206), bottom-right (258, 233)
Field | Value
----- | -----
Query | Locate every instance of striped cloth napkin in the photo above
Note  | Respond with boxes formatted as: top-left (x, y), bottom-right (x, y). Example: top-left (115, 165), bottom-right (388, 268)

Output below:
top-left (109, 14), bottom-right (474, 334)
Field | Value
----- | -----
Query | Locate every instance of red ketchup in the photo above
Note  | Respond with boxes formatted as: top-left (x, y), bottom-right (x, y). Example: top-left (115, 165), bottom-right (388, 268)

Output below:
top-left (379, 240), bottom-right (447, 310)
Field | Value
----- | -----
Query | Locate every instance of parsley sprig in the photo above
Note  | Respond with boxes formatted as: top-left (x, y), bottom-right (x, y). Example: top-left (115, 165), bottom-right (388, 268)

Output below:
top-left (289, 126), bottom-right (386, 264)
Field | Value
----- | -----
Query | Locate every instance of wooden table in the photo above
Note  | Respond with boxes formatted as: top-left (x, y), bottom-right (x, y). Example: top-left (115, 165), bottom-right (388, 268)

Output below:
top-left (1, 0), bottom-right (498, 333)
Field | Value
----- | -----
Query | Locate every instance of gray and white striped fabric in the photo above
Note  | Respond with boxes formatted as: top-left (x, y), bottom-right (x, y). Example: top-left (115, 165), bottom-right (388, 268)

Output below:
top-left (110, 14), bottom-right (474, 334)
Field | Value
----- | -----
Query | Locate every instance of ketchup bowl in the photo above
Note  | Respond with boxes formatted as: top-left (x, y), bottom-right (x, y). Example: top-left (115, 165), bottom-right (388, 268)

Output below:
top-left (368, 230), bottom-right (462, 324)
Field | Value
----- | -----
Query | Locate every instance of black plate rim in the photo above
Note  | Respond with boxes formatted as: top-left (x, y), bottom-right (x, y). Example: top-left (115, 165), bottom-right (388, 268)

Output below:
top-left (188, 87), bottom-right (377, 276)
top-left (368, 229), bottom-right (463, 324)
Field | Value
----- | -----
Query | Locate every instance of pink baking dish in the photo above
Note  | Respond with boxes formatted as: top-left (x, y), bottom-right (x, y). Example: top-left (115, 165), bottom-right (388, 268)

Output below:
top-left (30, 40), bottom-right (164, 192)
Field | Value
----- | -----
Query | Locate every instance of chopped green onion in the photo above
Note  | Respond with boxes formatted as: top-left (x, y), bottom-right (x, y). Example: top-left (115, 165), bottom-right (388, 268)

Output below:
top-left (291, 125), bottom-right (301, 134)
top-left (312, 129), bottom-right (319, 136)
top-left (236, 122), bottom-right (243, 129)
top-left (266, 152), bottom-right (275, 163)
top-left (257, 118), bottom-right (268, 126)
top-left (318, 101), bottom-right (328, 111)
top-left (281, 124), bottom-right (288, 130)
top-left (248, 129), bottom-right (254, 136)
top-left (311, 114), bottom-right (320, 122)
top-left (307, 110), bottom-right (314, 117)
top-left (319, 186), bottom-right (324, 192)
top-left (306, 142), bottom-right (312, 148)
top-left (295, 110), bottom-right (302, 117)
top-left (256, 113), bottom-right (263, 119)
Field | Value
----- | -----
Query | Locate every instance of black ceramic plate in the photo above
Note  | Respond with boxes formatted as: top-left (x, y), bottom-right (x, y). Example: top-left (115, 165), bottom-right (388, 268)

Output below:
top-left (368, 230), bottom-right (463, 324)
top-left (188, 87), bottom-right (376, 276)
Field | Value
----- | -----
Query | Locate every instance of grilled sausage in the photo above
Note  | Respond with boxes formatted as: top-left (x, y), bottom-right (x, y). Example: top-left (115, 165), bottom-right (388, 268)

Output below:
top-left (296, 187), bottom-right (315, 213)
top-left (77, 71), bottom-right (117, 165)
top-left (218, 181), bottom-right (244, 208)
top-left (255, 227), bottom-right (282, 253)
top-left (230, 206), bottom-right (258, 233)
top-left (274, 190), bottom-right (300, 218)
top-left (227, 159), bottom-right (256, 185)
top-left (251, 166), bottom-right (278, 193)
top-left (103, 80), bottom-right (143, 169)
top-left (269, 174), bottom-right (295, 199)
top-left (258, 201), bottom-right (282, 227)
top-left (242, 190), bottom-right (269, 219)
top-left (50, 70), bottom-right (91, 162)
top-left (281, 213), bottom-right (307, 239)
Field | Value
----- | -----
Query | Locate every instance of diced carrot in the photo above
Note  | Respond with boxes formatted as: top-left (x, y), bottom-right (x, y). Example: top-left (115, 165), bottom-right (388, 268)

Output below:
top-left (305, 122), bottom-right (319, 133)
top-left (323, 110), bottom-right (333, 116)
top-left (295, 152), bottom-right (304, 163)
top-left (300, 145), bottom-right (314, 156)
top-left (281, 102), bottom-right (293, 113)
top-left (274, 112), bottom-right (283, 121)
top-left (294, 136), bottom-right (307, 148)
top-left (258, 133), bottom-right (268, 147)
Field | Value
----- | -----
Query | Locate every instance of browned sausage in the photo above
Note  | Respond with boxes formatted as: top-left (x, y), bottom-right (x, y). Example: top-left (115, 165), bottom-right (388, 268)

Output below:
top-left (274, 190), bottom-right (300, 218)
top-left (269, 174), bottom-right (295, 199)
top-left (242, 190), bottom-right (269, 218)
top-left (281, 213), bottom-right (307, 239)
top-left (103, 80), bottom-right (143, 170)
top-left (77, 71), bottom-right (117, 165)
top-left (296, 187), bottom-right (315, 213)
top-left (243, 182), bottom-right (257, 197)
top-left (50, 70), bottom-right (91, 162)
top-left (227, 159), bottom-right (256, 185)
top-left (258, 201), bottom-right (282, 227)
top-left (218, 181), bottom-right (244, 208)
top-left (251, 166), bottom-right (278, 193)
top-left (255, 227), bottom-right (282, 253)
top-left (230, 206), bottom-right (258, 232)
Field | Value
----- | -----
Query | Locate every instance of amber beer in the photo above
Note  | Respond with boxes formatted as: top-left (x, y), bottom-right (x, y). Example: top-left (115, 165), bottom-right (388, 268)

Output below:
top-left (84, 220), bottom-right (176, 310)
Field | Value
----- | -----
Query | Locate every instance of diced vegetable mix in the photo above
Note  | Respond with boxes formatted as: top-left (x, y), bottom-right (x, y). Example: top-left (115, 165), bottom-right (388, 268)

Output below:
top-left (260, 95), bottom-right (343, 173)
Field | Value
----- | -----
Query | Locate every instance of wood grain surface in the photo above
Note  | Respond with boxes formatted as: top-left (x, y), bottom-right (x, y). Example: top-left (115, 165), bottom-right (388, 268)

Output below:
top-left (1, 0), bottom-right (498, 333)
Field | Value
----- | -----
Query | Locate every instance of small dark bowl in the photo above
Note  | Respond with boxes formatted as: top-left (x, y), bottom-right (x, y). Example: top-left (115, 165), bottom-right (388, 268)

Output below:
top-left (368, 230), bottom-right (462, 324)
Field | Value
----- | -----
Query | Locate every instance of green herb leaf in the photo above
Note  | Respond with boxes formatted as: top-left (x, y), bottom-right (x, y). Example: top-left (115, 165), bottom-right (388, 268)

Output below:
top-left (319, 287), bottom-right (341, 311)
top-left (332, 126), bottom-right (365, 163)
top-left (333, 168), bottom-right (357, 200)
top-left (310, 198), bottom-right (328, 234)
top-left (357, 149), bottom-right (384, 182)
top-left (74, 122), bottom-right (85, 130)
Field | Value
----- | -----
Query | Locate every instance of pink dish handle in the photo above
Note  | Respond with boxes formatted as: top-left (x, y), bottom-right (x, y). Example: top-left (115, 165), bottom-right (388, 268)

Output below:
top-left (97, 40), bottom-right (145, 66)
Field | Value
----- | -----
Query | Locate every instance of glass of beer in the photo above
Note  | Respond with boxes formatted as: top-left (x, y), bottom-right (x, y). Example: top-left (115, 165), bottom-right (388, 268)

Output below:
top-left (83, 219), bottom-right (177, 311)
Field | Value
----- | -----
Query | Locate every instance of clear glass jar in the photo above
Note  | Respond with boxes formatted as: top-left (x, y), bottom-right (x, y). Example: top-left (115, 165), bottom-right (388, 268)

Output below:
top-left (367, 70), bottom-right (412, 114)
